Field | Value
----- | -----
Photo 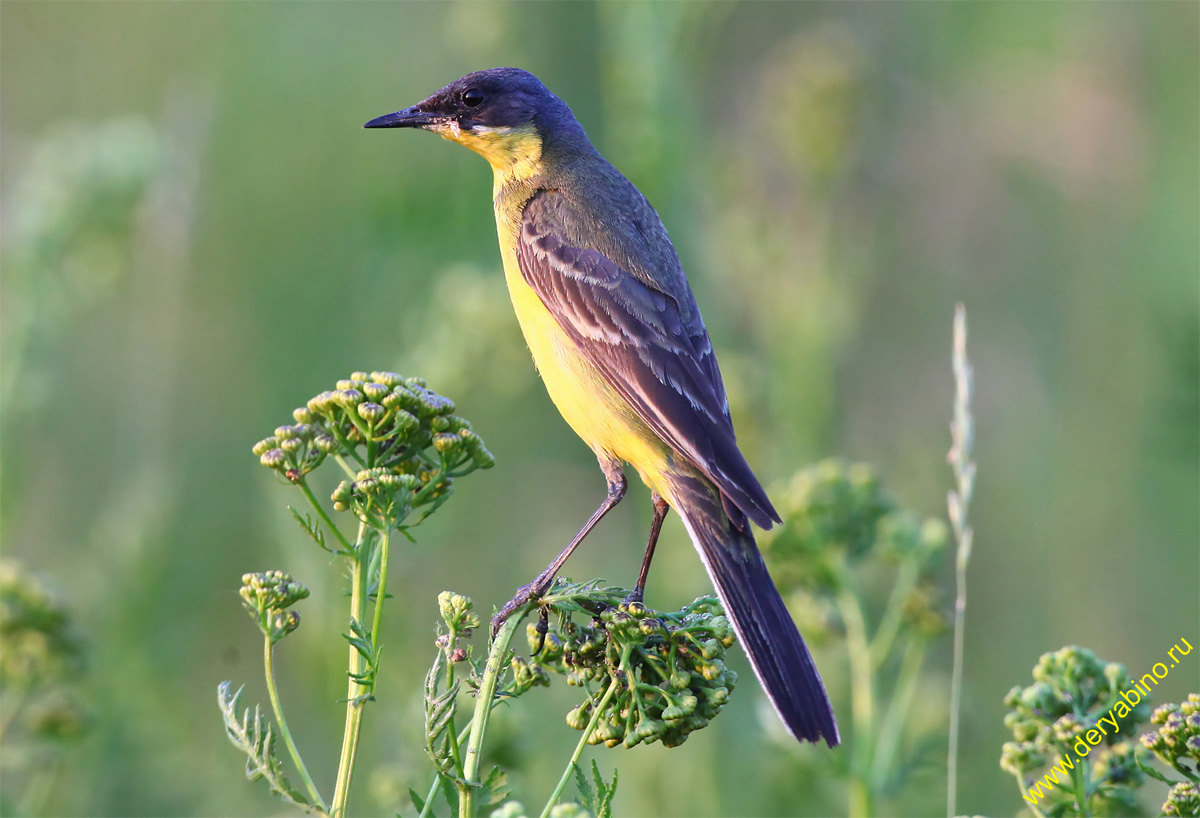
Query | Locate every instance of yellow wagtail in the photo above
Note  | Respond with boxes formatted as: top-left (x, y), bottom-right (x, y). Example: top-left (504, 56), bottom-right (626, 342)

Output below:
top-left (366, 68), bottom-right (838, 746)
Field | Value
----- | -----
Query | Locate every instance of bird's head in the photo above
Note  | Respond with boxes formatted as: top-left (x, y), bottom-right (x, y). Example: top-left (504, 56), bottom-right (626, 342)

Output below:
top-left (365, 67), bottom-right (581, 175)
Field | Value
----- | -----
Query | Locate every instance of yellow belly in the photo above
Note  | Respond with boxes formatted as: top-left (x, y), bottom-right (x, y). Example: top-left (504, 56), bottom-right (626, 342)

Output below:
top-left (497, 239), bottom-right (673, 493)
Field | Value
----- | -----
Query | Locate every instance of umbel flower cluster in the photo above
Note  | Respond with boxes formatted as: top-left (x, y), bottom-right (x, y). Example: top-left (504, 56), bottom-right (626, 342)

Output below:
top-left (239, 571), bottom-right (310, 645)
top-left (513, 582), bottom-right (739, 749)
top-left (1000, 646), bottom-right (1153, 814)
top-left (221, 371), bottom-right (496, 817)
top-left (1141, 694), bottom-right (1200, 816)
top-left (760, 458), bottom-right (948, 641)
top-left (252, 371), bottom-right (493, 534)
top-left (0, 561), bottom-right (88, 741)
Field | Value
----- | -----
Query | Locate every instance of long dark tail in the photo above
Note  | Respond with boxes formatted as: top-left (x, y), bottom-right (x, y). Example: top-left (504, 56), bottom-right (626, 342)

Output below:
top-left (667, 472), bottom-right (839, 747)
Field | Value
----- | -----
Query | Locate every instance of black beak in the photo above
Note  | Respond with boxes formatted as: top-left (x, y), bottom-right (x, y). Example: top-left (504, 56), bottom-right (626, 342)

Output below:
top-left (363, 106), bottom-right (444, 129)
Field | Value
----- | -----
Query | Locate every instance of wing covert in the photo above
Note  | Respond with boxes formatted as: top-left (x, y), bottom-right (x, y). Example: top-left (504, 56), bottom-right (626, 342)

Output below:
top-left (516, 192), bottom-right (780, 530)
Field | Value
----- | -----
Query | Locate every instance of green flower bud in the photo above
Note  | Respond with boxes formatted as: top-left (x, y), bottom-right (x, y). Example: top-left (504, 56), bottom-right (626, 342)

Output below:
top-left (252, 437), bottom-right (278, 456)
top-left (260, 449), bottom-right (286, 468)
top-left (548, 802), bottom-right (589, 818)
top-left (1103, 662), bottom-right (1126, 690)
top-left (292, 407), bottom-right (314, 424)
top-left (1052, 714), bottom-right (1085, 745)
top-left (433, 433), bottom-right (462, 454)
top-left (362, 382), bottom-right (390, 402)
top-left (1141, 731), bottom-right (1166, 752)
top-left (307, 391), bottom-right (337, 414)
top-left (411, 386), bottom-right (454, 416)
top-left (566, 703), bottom-right (592, 730)
top-left (393, 409), bottom-right (419, 433)
top-left (592, 715), bottom-right (623, 745)
top-left (489, 801), bottom-right (527, 818)
top-left (620, 600), bottom-right (644, 616)
top-left (1153, 704), bottom-right (1180, 725)
top-left (314, 434), bottom-right (338, 453)
top-left (370, 371), bottom-right (404, 387)
top-left (270, 610), bottom-right (301, 641)
top-left (431, 416), bottom-right (450, 432)
top-left (280, 437), bottom-right (303, 454)
top-left (1165, 781), bottom-right (1200, 817)
top-left (335, 388), bottom-right (364, 408)
top-left (668, 671), bottom-right (690, 690)
top-left (437, 591), bottom-right (478, 630)
top-left (357, 402), bottom-right (386, 423)
top-left (471, 443), bottom-right (496, 469)
top-left (636, 717), bottom-right (665, 741)
top-left (387, 386), bottom-right (421, 413)
top-left (662, 703), bottom-right (688, 722)
top-left (275, 425), bottom-right (299, 440)
top-left (1000, 741), bottom-right (1045, 775)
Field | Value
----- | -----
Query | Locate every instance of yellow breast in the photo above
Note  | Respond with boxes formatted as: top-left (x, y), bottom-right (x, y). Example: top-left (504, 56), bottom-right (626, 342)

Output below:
top-left (441, 119), bottom-right (674, 492)
top-left (495, 235), bottom-right (672, 492)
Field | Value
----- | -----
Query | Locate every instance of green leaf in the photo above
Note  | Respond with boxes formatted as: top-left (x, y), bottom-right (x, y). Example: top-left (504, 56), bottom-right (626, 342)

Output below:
top-left (288, 506), bottom-right (332, 552)
top-left (572, 762), bottom-right (593, 811)
top-left (439, 773), bottom-right (459, 815)
top-left (424, 660), bottom-right (460, 772)
top-left (409, 787), bottom-right (427, 814)
top-left (591, 761), bottom-right (617, 818)
top-left (478, 766), bottom-right (511, 807)
top-left (1135, 751), bottom-right (1179, 785)
top-left (216, 681), bottom-right (309, 808)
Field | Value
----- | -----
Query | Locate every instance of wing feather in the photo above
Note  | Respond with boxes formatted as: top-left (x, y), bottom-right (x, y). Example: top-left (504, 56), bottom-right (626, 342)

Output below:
top-left (517, 193), bottom-right (780, 530)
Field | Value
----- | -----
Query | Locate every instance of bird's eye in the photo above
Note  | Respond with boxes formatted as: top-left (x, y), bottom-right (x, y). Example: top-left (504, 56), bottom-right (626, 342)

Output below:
top-left (462, 89), bottom-right (486, 108)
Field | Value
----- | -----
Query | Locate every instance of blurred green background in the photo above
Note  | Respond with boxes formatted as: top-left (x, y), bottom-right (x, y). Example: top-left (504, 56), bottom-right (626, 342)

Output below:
top-left (2, 2), bottom-right (1196, 816)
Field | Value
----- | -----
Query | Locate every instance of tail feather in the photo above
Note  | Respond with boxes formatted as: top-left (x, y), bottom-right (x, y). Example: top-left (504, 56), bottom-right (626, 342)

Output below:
top-left (668, 472), bottom-right (839, 747)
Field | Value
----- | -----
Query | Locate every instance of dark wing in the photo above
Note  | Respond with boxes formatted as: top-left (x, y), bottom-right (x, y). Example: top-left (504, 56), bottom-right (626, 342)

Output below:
top-left (517, 193), bottom-right (780, 530)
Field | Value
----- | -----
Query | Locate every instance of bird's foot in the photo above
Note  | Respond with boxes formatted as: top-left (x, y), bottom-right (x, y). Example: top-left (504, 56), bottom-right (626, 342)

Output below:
top-left (490, 575), bottom-right (552, 639)
top-left (620, 587), bottom-right (645, 612)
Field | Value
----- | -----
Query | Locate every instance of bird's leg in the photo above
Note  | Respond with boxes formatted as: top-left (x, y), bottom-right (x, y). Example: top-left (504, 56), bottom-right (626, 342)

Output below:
top-left (623, 493), bottom-right (670, 607)
top-left (491, 461), bottom-right (627, 637)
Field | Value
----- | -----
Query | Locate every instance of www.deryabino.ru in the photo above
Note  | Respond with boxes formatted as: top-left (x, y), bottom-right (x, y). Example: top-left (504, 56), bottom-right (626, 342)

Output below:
top-left (1024, 636), bottom-right (1194, 807)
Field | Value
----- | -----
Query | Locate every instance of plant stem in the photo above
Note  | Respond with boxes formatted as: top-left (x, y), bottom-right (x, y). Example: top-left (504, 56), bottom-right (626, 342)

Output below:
top-left (263, 636), bottom-right (327, 812)
top-left (947, 303), bottom-right (974, 818)
top-left (1072, 760), bottom-right (1091, 817)
top-left (835, 557), bottom-right (875, 818)
top-left (946, 531), bottom-right (970, 818)
top-left (418, 724), bottom-right (473, 818)
top-left (460, 615), bottom-right (523, 818)
top-left (331, 521), bottom-right (371, 817)
top-left (868, 558), bottom-right (919, 669)
top-left (870, 634), bottom-right (926, 792)
top-left (442, 621), bottom-right (470, 814)
top-left (369, 528), bottom-right (391, 656)
top-left (539, 678), bottom-right (619, 818)
top-left (1015, 777), bottom-right (1049, 818)
top-left (298, 478), bottom-right (354, 552)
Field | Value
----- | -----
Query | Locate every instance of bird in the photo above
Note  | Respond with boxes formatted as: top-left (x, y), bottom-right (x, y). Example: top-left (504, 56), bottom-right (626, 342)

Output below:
top-left (365, 67), bottom-right (838, 747)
